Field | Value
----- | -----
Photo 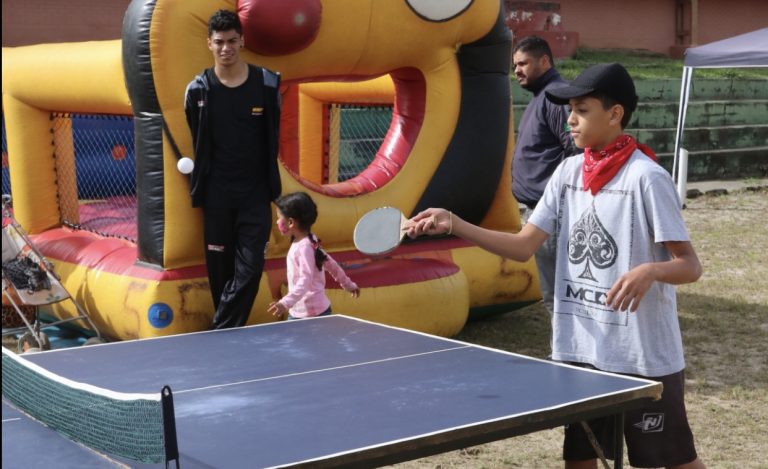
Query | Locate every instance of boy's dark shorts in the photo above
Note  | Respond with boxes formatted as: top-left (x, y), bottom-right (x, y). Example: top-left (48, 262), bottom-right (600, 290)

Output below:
top-left (563, 367), bottom-right (698, 468)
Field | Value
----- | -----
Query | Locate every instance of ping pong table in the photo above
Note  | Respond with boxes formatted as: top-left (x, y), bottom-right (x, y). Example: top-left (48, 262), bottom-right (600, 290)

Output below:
top-left (2, 315), bottom-right (661, 468)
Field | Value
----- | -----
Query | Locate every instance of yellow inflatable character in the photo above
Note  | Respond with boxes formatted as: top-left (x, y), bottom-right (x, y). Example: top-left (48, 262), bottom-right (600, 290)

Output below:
top-left (1, 0), bottom-right (540, 339)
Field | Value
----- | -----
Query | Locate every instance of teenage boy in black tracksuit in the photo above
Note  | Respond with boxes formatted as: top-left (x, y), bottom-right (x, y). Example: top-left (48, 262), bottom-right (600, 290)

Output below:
top-left (184, 9), bottom-right (281, 329)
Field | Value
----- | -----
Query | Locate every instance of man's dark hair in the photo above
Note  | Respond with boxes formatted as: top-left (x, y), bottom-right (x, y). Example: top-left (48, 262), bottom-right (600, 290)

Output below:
top-left (208, 9), bottom-right (242, 37)
top-left (513, 35), bottom-right (554, 65)
top-left (589, 92), bottom-right (636, 129)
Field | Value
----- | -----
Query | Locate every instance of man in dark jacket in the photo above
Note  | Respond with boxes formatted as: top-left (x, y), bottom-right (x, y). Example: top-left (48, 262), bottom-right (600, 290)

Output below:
top-left (511, 36), bottom-right (576, 313)
top-left (184, 9), bottom-right (281, 329)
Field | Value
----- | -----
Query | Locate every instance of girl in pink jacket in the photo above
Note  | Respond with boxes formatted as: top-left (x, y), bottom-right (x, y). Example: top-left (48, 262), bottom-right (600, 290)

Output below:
top-left (268, 192), bottom-right (359, 319)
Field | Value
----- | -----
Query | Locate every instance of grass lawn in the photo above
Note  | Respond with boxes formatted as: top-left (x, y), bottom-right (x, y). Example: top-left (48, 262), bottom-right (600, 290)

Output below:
top-left (390, 188), bottom-right (768, 468)
top-left (556, 47), bottom-right (768, 80)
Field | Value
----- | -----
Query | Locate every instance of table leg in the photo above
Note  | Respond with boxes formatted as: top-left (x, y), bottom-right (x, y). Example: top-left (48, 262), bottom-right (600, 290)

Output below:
top-left (613, 412), bottom-right (625, 469)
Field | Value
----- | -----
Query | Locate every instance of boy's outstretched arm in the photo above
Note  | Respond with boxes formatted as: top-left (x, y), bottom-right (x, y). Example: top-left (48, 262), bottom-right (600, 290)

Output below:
top-left (407, 208), bottom-right (548, 262)
top-left (606, 240), bottom-right (703, 312)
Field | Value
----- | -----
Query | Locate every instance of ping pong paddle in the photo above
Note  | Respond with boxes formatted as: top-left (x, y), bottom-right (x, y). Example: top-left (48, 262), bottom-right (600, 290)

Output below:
top-left (353, 206), bottom-right (412, 256)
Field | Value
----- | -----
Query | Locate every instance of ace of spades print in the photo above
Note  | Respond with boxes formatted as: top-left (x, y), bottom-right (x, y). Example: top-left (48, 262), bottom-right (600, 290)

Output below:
top-left (568, 204), bottom-right (618, 281)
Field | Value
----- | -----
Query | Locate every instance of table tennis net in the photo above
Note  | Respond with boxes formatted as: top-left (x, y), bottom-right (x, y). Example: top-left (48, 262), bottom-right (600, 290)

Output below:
top-left (2, 347), bottom-right (172, 464)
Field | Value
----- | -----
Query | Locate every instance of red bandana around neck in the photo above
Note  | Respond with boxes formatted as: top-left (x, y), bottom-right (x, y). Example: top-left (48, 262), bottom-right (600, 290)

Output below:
top-left (582, 135), bottom-right (657, 195)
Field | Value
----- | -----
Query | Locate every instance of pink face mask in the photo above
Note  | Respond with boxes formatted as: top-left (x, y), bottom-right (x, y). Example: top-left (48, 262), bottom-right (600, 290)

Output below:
top-left (277, 218), bottom-right (289, 235)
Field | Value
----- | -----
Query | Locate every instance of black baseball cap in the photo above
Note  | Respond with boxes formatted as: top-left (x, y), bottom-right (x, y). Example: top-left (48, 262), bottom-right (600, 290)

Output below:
top-left (545, 63), bottom-right (638, 112)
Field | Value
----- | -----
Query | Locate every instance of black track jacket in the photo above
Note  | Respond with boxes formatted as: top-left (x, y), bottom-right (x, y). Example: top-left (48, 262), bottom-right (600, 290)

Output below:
top-left (184, 65), bottom-right (282, 208)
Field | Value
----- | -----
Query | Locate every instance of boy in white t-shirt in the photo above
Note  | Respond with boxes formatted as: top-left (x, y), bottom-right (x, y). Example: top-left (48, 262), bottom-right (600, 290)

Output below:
top-left (407, 63), bottom-right (706, 469)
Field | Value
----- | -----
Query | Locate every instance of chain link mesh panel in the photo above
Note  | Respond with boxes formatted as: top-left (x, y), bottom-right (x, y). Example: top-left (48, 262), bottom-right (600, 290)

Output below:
top-left (52, 113), bottom-right (137, 241)
top-left (7, 106), bottom-right (397, 232)
top-left (327, 104), bottom-right (393, 183)
top-left (2, 114), bottom-right (10, 196)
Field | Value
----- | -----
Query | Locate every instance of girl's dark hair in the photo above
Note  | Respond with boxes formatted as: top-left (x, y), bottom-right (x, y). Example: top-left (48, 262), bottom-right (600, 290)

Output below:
top-left (274, 192), bottom-right (328, 271)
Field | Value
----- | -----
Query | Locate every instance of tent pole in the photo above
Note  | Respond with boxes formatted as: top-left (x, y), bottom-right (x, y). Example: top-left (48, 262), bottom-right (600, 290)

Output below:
top-left (673, 66), bottom-right (693, 207)
top-left (677, 148), bottom-right (689, 208)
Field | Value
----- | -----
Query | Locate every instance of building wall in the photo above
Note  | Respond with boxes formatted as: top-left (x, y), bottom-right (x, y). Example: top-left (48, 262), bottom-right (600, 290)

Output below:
top-left (2, 0), bottom-right (130, 47)
top-left (696, 0), bottom-right (767, 45)
top-left (2, 0), bottom-right (766, 52)
top-left (558, 0), bottom-right (767, 54)
top-left (559, 0), bottom-right (674, 52)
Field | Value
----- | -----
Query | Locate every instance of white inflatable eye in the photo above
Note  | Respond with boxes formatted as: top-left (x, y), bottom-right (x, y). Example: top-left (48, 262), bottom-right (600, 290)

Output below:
top-left (405, 0), bottom-right (474, 22)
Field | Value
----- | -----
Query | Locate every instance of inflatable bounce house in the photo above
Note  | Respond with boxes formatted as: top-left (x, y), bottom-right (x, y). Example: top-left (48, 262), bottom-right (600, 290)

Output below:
top-left (2, 0), bottom-right (541, 340)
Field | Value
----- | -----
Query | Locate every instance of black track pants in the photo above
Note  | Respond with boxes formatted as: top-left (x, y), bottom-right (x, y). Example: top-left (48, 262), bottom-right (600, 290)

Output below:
top-left (203, 203), bottom-right (271, 329)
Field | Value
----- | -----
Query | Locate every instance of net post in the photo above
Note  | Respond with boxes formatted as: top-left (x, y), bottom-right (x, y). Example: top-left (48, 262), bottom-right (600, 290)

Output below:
top-left (161, 385), bottom-right (180, 469)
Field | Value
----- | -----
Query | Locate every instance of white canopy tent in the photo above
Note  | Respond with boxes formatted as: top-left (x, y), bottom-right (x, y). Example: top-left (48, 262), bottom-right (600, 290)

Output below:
top-left (673, 28), bottom-right (768, 205)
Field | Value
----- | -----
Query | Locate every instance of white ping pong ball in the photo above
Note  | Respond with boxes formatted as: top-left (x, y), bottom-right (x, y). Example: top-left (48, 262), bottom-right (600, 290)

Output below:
top-left (177, 157), bottom-right (194, 175)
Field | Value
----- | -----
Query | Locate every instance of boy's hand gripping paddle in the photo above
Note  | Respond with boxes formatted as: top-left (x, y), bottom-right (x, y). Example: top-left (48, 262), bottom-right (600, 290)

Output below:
top-left (353, 207), bottom-right (411, 256)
